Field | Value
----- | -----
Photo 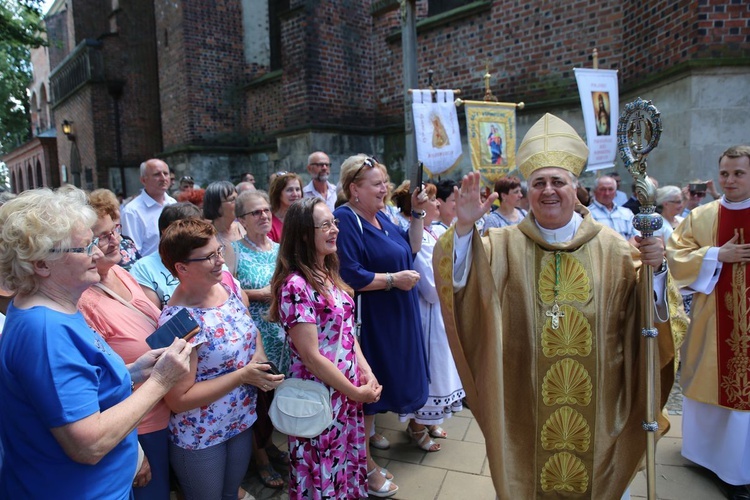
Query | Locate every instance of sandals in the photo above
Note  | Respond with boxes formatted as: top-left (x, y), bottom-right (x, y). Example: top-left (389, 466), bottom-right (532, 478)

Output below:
top-left (257, 463), bottom-right (284, 489)
top-left (367, 467), bottom-right (398, 498)
top-left (369, 432), bottom-right (391, 450)
top-left (428, 425), bottom-right (447, 439)
top-left (407, 425), bottom-right (441, 452)
top-left (374, 466), bottom-right (393, 480)
top-left (265, 445), bottom-right (290, 466)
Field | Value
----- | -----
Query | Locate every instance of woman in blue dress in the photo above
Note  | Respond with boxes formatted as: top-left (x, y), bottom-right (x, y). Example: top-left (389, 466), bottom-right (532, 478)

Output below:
top-left (333, 154), bottom-right (431, 497)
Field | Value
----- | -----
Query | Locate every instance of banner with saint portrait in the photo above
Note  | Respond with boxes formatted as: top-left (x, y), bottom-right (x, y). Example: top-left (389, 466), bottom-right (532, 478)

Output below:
top-left (464, 101), bottom-right (518, 184)
top-left (574, 68), bottom-right (619, 172)
top-left (411, 89), bottom-right (462, 176)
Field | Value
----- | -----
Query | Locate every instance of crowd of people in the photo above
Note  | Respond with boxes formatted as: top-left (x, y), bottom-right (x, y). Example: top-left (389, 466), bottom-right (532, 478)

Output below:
top-left (0, 132), bottom-right (748, 500)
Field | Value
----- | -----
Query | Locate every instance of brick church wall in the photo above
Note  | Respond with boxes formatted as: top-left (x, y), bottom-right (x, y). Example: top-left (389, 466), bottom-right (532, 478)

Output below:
top-left (155, 0), bottom-right (247, 151)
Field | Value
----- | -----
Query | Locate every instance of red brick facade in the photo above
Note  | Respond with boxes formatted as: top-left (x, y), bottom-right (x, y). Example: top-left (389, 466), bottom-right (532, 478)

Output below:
top-left (7, 0), bottom-right (750, 192)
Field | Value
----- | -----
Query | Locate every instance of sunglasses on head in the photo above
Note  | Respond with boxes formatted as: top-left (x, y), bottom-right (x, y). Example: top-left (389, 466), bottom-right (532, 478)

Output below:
top-left (352, 155), bottom-right (379, 181)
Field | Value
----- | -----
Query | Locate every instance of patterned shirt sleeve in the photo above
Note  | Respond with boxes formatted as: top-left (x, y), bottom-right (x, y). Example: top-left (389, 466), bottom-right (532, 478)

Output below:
top-left (278, 274), bottom-right (318, 330)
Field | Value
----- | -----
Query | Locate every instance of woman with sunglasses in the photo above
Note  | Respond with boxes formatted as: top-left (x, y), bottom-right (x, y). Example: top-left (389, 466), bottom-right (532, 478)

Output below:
top-left (0, 188), bottom-right (191, 499)
top-left (78, 190), bottom-right (173, 499)
top-left (269, 197), bottom-right (382, 499)
top-left (232, 190), bottom-right (290, 489)
top-left (333, 154), bottom-right (431, 496)
top-left (268, 172), bottom-right (303, 243)
top-left (158, 219), bottom-right (285, 500)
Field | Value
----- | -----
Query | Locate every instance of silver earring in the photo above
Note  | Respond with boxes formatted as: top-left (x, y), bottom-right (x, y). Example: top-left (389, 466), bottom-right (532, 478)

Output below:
top-left (355, 196), bottom-right (359, 203)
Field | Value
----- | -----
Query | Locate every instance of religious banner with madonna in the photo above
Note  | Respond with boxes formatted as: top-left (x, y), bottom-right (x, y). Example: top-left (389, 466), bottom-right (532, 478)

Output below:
top-left (574, 67), bottom-right (619, 172)
top-left (464, 101), bottom-right (518, 184)
top-left (412, 89), bottom-right (462, 176)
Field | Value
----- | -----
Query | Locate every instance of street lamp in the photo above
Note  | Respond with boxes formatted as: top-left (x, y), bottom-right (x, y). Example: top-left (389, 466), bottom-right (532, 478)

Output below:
top-left (61, 120), bottom-right (75, 140)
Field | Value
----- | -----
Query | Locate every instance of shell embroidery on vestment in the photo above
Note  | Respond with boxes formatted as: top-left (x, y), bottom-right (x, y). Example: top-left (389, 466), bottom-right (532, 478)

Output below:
top-left (541, 304), bottom-right (592, 358)
top-left (541, 406), bottom-right (591, 452)
top-left (542, 358), bottom-right (592, 406)
top-left (538, 252), bottom-right (590, 304)
top-left (540, 451), bottom-right (589, 493)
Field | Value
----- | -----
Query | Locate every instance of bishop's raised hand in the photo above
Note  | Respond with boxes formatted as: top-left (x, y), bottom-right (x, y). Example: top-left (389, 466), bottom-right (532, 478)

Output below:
top-left (455, 172), bottom-right (498, 236)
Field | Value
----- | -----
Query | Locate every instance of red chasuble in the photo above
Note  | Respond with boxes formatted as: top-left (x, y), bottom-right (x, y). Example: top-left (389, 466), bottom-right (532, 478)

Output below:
top-left (715, 205), bottom-right (750, 409)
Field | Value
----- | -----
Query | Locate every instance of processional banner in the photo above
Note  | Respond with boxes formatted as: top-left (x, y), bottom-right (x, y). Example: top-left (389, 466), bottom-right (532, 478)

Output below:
top-left (464, 101), bottom-right (517, 184)
top-left (412, 89), bottom-right (462, 176)
top-left (574, 68), bottom-right (619, 172)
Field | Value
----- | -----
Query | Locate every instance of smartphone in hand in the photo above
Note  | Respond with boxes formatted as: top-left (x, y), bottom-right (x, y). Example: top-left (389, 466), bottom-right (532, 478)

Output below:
top-left (259, 361), bottom-right (281, 375)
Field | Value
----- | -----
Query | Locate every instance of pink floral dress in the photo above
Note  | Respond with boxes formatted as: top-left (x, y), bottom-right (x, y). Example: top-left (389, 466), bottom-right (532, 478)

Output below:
top-left (278, 273), bottom-right (367, 500)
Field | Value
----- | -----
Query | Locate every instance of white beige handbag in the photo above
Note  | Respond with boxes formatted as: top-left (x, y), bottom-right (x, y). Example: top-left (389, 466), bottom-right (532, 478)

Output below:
top-left (269, 313), bottom-right (344, 438)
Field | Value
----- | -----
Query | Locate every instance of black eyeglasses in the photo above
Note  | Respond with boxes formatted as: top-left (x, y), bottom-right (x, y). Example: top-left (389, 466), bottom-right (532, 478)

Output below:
top-left (314, 218), bottom-right (340, 232)
top-left (184, 245), bottom-right (225, 265)
top-left (352, 156), bottom-right (378, 182)
top-left (49, 238), bottom-right (101, 256)
top-left (689, 191), bottom-right (706, 198)
top-left (240, 208), bottom-right (271, 218)
top-left (180, 176), bottom-right (194, 182)
top-left (97, 224), bottom-right (122, 248)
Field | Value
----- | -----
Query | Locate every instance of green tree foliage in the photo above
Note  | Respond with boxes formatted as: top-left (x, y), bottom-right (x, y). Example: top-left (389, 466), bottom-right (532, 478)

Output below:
top-left (0, 0), bottom-right (46, 155)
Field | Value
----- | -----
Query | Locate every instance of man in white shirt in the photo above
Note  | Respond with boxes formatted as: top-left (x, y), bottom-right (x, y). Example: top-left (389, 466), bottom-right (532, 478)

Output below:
top-left (302, 151), bottom-right (337, 210)
top-left (588, 175), bottom-right (636, 240)
top-left (121, 159), bottom-right (176, 256)
top-left (611, 172), bottom-right (629, 206)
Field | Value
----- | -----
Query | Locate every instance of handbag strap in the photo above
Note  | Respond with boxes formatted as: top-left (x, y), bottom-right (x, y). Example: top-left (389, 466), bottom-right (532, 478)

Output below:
top-left (346, 204), bottom-right (364, 341)
top-left (94, 282), bottom-right (158, 330)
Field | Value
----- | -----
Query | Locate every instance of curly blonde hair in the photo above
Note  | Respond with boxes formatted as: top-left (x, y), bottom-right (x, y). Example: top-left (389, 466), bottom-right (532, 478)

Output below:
top-left (0, 188), bottom-right (96, 294)
top-left (89, 188), bottom-right (120, 220)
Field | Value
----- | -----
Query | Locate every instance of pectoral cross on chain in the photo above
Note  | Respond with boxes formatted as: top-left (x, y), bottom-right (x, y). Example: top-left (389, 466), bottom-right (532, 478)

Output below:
top-left (546, 302), bottom-right (565, 330)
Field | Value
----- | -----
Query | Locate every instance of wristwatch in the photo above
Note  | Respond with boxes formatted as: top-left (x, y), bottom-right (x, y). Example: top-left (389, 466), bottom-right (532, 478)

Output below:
top-left (655, 258), bottom-right (668, 274)
top-left (411, 209), bottom-right (426, 219)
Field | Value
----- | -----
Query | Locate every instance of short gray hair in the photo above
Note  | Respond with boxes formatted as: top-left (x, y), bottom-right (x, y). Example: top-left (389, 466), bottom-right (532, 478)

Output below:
top-left (0, 188), bottom-right (96, 294)
top-left (236, 190), bottom-right (271, 218)
top-left (656, 185), bottom-right (682, 206)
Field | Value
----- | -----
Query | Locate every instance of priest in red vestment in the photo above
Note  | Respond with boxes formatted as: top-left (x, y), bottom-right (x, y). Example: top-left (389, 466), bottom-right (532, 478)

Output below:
top-left (667, 145), bottom-right (750, 500)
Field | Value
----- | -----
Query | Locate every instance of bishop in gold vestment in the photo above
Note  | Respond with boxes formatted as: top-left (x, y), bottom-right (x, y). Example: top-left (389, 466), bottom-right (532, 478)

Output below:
top-left (434, 114), bottom-right (675, 499)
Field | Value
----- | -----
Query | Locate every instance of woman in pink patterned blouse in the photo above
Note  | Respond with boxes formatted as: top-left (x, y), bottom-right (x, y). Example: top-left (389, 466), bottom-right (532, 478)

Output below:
top-left (269, 198), bottom-right (386, 499)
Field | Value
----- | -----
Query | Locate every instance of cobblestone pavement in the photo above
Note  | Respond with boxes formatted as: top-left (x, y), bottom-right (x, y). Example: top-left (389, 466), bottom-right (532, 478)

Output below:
top-left (243, 372), bottom-right (692, 500)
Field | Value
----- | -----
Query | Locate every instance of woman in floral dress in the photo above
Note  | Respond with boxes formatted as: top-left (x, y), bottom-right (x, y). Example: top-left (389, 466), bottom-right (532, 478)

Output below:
top-left (158, 218), bottom-right (285, 500)
top-left (269, 197), bottom-right (384, 499)
top-left (232, 190), bottom-right (290, 488)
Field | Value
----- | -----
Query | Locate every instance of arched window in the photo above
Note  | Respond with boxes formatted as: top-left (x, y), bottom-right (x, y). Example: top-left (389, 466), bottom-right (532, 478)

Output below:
top-left (30, 92), bottom-right (39, 136)
top-left (26, 163), bottom-right (33, 191)
top-left (39, 85), bottom-right (49, 131)
top-left (36, 159), bottom-right (44, 188)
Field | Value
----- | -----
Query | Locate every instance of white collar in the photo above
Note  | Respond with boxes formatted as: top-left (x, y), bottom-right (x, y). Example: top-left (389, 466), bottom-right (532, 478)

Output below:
top-left (720, 196), bottom-right (750, 210)
top-left (535, 212), bottom-right (583, 243)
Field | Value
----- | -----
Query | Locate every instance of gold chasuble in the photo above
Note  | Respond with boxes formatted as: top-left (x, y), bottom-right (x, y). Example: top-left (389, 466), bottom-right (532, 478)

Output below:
top-left (434, 207), bottom-right (674, 499)
top-left (668, 200), bottom-right (750, 410)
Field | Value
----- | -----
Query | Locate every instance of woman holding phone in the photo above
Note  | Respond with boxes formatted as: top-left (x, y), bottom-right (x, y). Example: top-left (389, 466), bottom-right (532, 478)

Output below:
top-left (158, 218), bottom-right (284, 500)
top-left (269, 197), bottom-right (383, 499)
